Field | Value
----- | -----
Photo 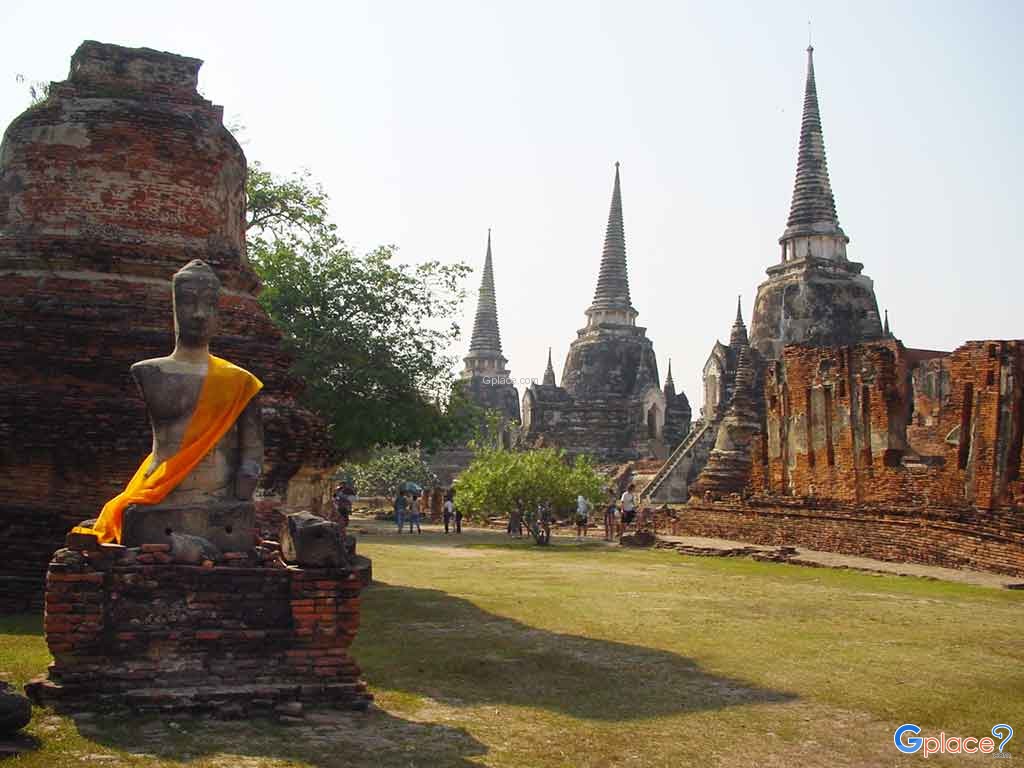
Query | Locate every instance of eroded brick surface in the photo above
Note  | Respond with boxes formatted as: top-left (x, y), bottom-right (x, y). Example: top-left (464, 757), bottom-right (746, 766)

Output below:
top-left (0, 42), bottom-right (329, 612)
top-left (682, 339), bottom-right (1024, 575)
top-left (26, 546), bottom-right (372, 713)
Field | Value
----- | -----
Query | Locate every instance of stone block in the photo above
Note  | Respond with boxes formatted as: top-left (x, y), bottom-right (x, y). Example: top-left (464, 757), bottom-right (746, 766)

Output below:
top-left (0, 682), bottom-right (31, 735)
top-left (122, 502), bottom-right (256, 552)
top-left (281, 512), bottom-right (345, 568)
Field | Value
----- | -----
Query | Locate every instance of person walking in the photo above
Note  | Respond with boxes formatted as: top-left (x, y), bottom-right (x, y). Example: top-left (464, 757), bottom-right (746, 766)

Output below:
top-left (575, 494), bottom-right (591, 540)
top-left (619, 483), bottom-right (637, 537)
top-left (394, 490), bottom-right (407, 534)
top-left (443, 491), bottom-right (454, 534)
top-left (603, 487), bottom-right (618, 541)
top-left (454, 497), bottom-right (463, 534)
top-left (409, 493), bottom-right (422, 534)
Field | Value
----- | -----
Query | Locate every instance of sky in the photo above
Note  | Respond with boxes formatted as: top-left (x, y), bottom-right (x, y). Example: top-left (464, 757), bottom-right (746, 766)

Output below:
top-left (2, 0), bottom-right (1021, 405)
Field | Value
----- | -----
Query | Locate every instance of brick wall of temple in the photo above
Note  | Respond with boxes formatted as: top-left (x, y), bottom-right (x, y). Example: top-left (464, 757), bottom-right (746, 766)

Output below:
top-left (678, 338), bottom-right (1024, 575)
top-left (758, 340), bottom-right (1023, 511)
top-left (665, 500), bottom-right (1024, 576)
top-left (0, 42), bottom-right (330, 613)
top-left (523, 390), bottom-right (686, 462)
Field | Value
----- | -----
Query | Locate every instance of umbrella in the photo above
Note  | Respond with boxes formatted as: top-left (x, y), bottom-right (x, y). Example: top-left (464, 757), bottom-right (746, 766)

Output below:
top-left (400, 481), bottom-right (423, 494)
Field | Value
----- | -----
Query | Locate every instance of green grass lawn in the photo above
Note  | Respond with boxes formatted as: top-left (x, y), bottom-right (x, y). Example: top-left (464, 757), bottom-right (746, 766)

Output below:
top-left (1, 523), bottom-right (1021, 767)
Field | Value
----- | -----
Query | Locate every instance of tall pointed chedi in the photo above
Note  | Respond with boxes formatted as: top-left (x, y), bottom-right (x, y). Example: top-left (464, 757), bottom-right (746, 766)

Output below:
top-left (560, 163), bottom-right (657, 397)
top-left (729, 296), bottom-right (749, 349)
top-left (466, 229), bottom-right (504, 360)
top-left (522, 163), bottom-right (690, 461)
top-left (542, 348), bottom-right (557, 387)
top-left (749, 45), bottom-right (883, 360)
top-left (781, 46), bottom-right (846, 249)
top-left (585, 162), bottom-right (637, 327)
top-left (460, 230), bottom-right (520, 422)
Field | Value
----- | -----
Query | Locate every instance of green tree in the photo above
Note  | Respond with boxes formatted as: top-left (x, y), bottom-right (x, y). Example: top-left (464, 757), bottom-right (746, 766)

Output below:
top-left (246, 163), bottom-right (480, 456)
top-left (336, 448), bottom-right (438, 497)
top-left (455, 448), bottom-right (605, 545)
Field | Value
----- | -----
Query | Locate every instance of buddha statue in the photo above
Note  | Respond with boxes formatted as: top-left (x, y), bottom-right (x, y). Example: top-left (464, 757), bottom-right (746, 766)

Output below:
top-left (131, 259), bottom-right (263, 505)
top-left (74, 260), bottom-right (264, 548)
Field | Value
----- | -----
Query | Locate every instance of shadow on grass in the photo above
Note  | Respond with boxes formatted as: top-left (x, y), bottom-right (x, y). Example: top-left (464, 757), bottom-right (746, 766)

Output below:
top-left (356, 581), bottom-right (797, 721)
top-left (64, 709), bottom-right (487, 768)
top-left (0, 613), bottom-right (43, 636)
top-left (0, 732), bottom-right (41, 759)
top-left (1, 618), bottom-right (485, 767)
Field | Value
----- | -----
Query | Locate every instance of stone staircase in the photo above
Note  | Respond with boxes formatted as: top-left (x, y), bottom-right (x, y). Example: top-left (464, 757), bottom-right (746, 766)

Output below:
top-left (640, 418), bottom-right (720, 504)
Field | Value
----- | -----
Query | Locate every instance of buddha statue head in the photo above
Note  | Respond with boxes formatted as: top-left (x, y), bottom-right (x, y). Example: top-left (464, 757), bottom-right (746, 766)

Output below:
top-left (172, 260), bottom-right (221, 348)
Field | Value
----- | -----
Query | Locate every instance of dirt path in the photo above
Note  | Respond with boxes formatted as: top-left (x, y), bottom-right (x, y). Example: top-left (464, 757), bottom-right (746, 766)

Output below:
top-left (351, 514), bottom-right (1017, 589)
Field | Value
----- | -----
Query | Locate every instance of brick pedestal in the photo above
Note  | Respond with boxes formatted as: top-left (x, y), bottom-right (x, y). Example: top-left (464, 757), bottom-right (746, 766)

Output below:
top-left (25, 546), bottom-right (373, 715)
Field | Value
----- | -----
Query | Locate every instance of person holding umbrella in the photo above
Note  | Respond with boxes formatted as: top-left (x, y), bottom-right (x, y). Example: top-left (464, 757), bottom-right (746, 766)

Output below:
top-left (399, 481), bottom-right (423, 534)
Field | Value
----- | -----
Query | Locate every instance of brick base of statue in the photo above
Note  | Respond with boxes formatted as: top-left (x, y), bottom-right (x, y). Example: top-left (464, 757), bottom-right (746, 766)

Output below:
top-left (25, 544), bottom-right (374, 715)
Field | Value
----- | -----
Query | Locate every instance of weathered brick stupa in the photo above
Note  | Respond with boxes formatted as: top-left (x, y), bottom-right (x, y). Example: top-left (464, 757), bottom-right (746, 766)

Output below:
top-left (25, 253), bottom-right (372, 715)
top-left (645, 45), bottom-right (882, 504)
top-left (748, 45), bottom-right (884, 360)
top-left (0, 41), bottom-right (329, 613)
top-left (648, 48), bottom-right (1024, 577)
top-left (522, 164), bottom-right (690, 461)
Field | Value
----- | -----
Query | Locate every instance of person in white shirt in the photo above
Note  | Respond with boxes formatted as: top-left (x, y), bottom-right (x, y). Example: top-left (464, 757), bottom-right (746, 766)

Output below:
top-left (575, 494), bottom-right (591, 539)
top-left (409, 493), bottom-right (422, 534)
top-left (443, 495), bottom-right (454, 534)
top-left (619, 484), bottom-right (637, 536)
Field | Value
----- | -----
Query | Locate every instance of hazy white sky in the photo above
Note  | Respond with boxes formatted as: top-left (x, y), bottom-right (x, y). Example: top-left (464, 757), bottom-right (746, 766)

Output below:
top-left (2, 0), bottom-right (1021, 403)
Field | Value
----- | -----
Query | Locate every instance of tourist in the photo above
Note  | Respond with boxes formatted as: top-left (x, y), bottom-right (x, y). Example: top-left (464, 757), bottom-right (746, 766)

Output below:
top-left (394, 490), bottom-right (408, 534)
top-left (604, 487), bottom-right (618, 541)
top-left (620, 483), bottom-right (637, 537)
top-left (575, 494), bottom-right (591, 539)
top-left (409, 493), bottom-right (422, 534)
top-left (333, 480), bottom-right (355, 530)
top-left (449, 487), bottom-right (463, 533)
top-left (443, 491), bottom-right (454, 534)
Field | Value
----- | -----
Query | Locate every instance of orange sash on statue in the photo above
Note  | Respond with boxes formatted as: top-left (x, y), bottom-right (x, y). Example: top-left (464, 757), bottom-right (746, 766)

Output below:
top-left (72, 355), bottom-right (263, 544)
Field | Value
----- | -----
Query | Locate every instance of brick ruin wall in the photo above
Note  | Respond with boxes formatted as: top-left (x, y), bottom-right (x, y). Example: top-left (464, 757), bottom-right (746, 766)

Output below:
top-left (757, 340), bottom-right (1023, 509)
top-left (664, 500), bottom-right (1024, 576)
top-left (524, 389), bottom-right (690, 462)
top-left (26, 544), bottom-right (372, 713)
top-left (676, 339), bottom-right (1024, 575)
top-left (0, 42), bottom-right (330, 613)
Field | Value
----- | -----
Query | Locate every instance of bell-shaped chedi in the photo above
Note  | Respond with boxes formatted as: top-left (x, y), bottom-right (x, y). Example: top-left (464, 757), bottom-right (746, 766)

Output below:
top-left (0, 41), bottom-right (328, 612)
top-left (523, 164), bottom-right (690, 461)
top-left (749, 46), bottom-right (883, 360)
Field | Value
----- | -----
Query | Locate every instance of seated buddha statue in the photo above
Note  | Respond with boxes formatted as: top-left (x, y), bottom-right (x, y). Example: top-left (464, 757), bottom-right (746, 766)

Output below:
top-left (74, 259), bottom-right (263, 546)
